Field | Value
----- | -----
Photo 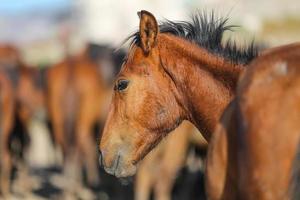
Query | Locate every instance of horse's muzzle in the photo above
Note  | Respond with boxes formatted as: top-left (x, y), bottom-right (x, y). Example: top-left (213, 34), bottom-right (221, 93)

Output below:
top-left (98, 150), bottom-right (137, 178)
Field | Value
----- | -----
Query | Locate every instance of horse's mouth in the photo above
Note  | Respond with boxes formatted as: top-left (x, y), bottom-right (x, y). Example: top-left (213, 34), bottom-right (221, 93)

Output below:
top-left (113, 154), bottom-right (121, 176)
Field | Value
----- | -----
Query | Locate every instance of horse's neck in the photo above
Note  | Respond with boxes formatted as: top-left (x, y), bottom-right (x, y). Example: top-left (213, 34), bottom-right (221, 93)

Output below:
top-left (158, 34), bottom-right (244, 140)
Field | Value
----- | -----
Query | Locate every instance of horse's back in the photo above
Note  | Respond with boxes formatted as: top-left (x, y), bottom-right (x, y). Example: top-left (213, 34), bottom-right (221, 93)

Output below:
top-left (237, 44), bottom-right (300, 200)
top-left (48, 57), bottom-right (104, 92)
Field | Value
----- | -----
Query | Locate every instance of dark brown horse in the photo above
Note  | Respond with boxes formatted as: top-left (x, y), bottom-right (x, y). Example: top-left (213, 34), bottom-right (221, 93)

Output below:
top-left (99, 10), bottom-right (257, 179)
top-left (47, 52), bottom-right (107, 187)
top-left (206, 43), bottom-right (300, 200)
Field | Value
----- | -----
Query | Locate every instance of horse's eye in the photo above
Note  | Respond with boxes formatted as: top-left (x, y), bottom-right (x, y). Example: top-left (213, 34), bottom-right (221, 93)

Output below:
top-left (114, 79), bottom-right (129, 91)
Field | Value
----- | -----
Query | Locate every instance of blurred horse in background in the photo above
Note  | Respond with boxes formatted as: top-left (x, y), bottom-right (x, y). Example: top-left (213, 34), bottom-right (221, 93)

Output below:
top-left (135, 121), bottom-right (207, 200)
top-left (0, 70), bottom-right (15, 196)
top-left (0, 44), bottom-right (48, 196)
top-left (47, 49), bottom-right (108, 191)
top-left (207, 43), bottom-right (300, 200)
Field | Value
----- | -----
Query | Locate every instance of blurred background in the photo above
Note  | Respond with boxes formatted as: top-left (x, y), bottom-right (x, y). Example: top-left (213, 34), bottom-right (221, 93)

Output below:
top-left (0, 0), bottom-right (299, 199)
top-left (1, 0), bottom-right (300, 65)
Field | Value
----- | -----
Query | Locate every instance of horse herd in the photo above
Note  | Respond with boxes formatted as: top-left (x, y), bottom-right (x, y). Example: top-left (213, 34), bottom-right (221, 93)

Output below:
top-left (0, 9), bottom-right (300, 200)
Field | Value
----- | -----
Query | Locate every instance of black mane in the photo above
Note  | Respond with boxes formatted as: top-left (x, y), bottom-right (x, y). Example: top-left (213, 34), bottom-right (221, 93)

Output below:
top-left (127, 11), bottom-right (258, 65)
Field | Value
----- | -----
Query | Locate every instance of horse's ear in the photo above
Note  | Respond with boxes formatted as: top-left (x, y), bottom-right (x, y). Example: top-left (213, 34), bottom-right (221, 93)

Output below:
top-left (138, 10), bottom-right (158, 55)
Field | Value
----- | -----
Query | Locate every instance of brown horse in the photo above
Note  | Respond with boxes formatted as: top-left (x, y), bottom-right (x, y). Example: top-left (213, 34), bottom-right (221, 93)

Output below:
top-left (0, 43), bottom-right (48, 196)
top-left (206, 43), bottom-right (300, 200)
top-left (99, 10), bottom-right (257, 178)
top-left (135, 121), bottom-right (207, 200)
top-left (47, 52), bottom-right (107, 187)
top-left (0, 70), bottom-right (15, 196)
top-left (0, 44), bottom-right (35, 196)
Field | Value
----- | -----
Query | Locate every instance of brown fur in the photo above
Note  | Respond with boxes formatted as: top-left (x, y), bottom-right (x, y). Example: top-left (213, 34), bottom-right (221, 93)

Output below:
top-left (206, 43), bottom-right (300, 200)
top-left (135, 121), bottom-right (207, 200)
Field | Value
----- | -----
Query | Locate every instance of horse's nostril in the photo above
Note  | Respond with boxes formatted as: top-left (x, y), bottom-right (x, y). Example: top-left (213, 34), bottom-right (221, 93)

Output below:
top-left (99, 151), bottom-right (104, 168)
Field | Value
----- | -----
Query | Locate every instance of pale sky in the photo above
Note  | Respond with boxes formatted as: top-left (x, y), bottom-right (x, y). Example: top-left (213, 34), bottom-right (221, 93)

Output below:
top-left (0, 0), bottom-right (71, 15)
